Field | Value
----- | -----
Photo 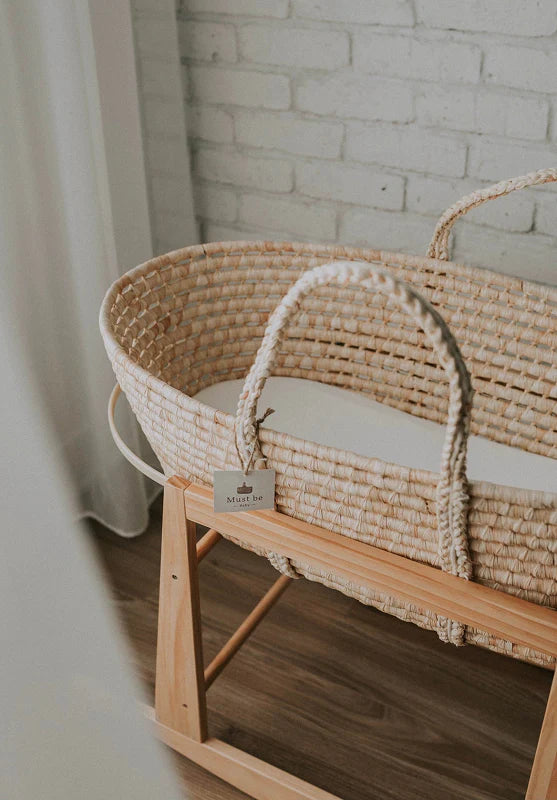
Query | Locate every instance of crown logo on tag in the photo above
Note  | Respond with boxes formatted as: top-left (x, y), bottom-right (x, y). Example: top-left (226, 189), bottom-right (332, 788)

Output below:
top-left (213, 469), bottom-right (275, 513)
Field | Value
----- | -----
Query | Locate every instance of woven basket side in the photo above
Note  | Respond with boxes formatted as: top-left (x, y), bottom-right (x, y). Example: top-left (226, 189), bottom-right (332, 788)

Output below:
top-left (103, 241), bottom-right (556, 460)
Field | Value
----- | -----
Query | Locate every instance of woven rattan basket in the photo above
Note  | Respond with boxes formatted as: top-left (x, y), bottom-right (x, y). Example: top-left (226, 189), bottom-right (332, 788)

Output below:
top-left (100, 170), bottom-right (557, 668)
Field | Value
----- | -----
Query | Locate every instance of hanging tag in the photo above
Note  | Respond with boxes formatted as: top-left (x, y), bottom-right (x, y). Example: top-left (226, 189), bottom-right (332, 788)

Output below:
top-left (213, 469), bottom-right (276, 513)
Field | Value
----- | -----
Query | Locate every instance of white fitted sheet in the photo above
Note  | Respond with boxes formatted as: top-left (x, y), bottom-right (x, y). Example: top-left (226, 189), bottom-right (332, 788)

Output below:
top-left (195, 377), bottom-right (556, 494)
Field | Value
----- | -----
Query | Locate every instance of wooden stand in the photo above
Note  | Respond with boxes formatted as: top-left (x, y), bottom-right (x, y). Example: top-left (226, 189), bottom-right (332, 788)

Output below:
top-left (148, 477), bottom-right (557, 800)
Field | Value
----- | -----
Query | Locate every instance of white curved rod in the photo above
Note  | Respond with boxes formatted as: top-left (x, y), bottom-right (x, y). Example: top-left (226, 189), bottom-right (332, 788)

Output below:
top-left (108, 384), bottom-right (166, 486)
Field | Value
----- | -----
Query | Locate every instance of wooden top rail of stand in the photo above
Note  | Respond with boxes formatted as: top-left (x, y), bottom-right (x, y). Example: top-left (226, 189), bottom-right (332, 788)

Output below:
top-left (182, 482), bottom-right (557, 659)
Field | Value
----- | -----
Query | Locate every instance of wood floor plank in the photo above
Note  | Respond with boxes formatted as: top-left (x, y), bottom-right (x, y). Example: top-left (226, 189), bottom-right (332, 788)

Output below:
top-left (89, 498), bottom-right (552, 800)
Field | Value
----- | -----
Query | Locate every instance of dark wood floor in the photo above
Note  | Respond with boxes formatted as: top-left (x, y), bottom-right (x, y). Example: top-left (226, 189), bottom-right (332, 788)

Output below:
top-left (89, 496), bottom-right (552, 800)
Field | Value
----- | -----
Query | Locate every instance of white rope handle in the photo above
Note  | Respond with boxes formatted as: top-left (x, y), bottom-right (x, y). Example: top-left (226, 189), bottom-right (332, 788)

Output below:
top-left (427, 168), bottom-right (557, 261)
top-left (236, 261), bottom-right (474, 643)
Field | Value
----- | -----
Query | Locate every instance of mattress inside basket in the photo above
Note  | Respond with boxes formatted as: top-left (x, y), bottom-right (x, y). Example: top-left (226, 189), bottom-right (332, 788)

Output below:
top-left (194, 377), bottom-right (556, 494)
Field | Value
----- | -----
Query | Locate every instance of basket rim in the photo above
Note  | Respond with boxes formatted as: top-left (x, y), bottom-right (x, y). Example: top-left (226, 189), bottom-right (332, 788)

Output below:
top-left (99, 239), bottom-right (557, 505)
top-left (101, 239), bottom-right (557, 308)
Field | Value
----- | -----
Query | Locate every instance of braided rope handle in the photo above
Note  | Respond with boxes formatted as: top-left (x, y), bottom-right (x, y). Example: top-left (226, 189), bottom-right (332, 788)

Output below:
top-left (427, 168), bottom-right (557, 261)
top-left (235, 262), bottom-right (474, 623)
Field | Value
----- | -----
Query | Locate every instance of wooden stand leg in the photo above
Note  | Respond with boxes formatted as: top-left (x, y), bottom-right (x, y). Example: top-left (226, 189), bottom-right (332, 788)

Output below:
top-left (155, 477), bottom-right (207, 741)
top-left (527, 669), bottom-right (557, 800)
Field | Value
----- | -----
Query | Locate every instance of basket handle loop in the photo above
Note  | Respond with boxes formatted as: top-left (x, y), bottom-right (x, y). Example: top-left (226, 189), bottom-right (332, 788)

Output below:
top-left (235, 261), bottom-right (474, 605)
top-left (108, 383), bottom-right (166, 486)
top-left (427, 168), bottom-right (557, 261)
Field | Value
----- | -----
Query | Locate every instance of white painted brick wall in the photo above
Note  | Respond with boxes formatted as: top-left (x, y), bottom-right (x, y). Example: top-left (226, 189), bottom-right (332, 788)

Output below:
top-left (484, 46), bottom-right (557, 94)
top-left (414, 0), bottom-right (557, 37)
top-left (346, 123), bottom-right (467, 177)
top-left (190, 66), bottom-right (290, 109)
top-left (195, 182), bottom-right (237, 223)
top-left (296, 162), bottom-right (405, 210)
top-left (239, 25), bottom-right (349, 69)
top-left (353, 35), bottom-right (481, 84)
top-left (340, 207), bottom-right (438, 253)
top-left (292, 0), bottom-right (414, 27)
top-left (240, 193), bottom-right (337, 240)
top-left (183, 0), bottom-right (289, 18)
top-left (296, 74), bottom-right (413, 122)
top-left (234, 112), bottom-right (343, 158)
top-left (188, 106), bottom-right (234, 143)
top-left (536, 193), bottom-right (557, 237)
top-left (195, 147), bottom-right (294, 192)
top-left (174, 0), bottom-right (557, 285)
top-left (132, 0), bottom-right (198, 254)
top-left (179, 21), bottom-right (237, 63)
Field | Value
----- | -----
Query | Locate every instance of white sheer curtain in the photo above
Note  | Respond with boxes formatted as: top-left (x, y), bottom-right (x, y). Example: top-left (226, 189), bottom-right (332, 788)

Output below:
top-left (1, 234), bottom-right (183, 800)
top-left (1, 1), bottom-right (190, 534)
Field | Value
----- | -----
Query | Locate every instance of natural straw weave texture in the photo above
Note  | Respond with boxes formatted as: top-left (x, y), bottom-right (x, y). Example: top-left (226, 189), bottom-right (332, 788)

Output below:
top-left (100, 170), bottom-right (557, 667)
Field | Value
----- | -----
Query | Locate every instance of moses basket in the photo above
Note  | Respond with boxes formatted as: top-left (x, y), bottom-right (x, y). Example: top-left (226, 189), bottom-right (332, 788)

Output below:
top-left (100, 170), bottom-right (557, 668)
